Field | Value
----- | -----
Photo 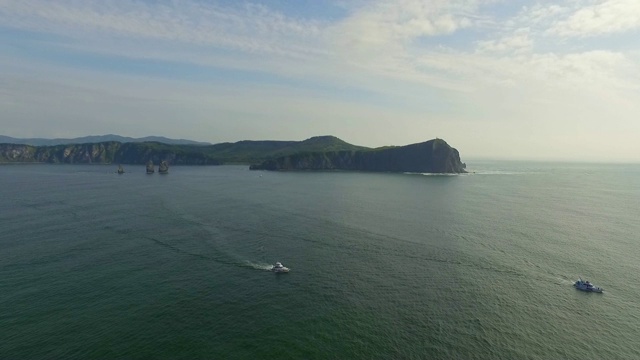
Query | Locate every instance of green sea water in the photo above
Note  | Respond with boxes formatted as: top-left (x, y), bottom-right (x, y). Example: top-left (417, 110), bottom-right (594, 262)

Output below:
top-left (1, 162), bottom-right (639, 359)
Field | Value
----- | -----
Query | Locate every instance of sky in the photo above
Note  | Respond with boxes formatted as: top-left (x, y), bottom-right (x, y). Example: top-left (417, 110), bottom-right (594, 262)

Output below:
top-left (1, 0), bottom-right (639, 161)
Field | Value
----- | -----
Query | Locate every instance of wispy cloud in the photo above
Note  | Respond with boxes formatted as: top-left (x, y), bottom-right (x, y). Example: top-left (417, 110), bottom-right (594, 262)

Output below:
top-left (550, 0), bottom-right (640, 37)
top-left (477, 28), bottom-right (533, 54)
top-left (3, 0), bottom-right (637, 92)
top-left (0, 0), bottom-right (326, 58)
top-left (332, 0), bottom-right (482, 47)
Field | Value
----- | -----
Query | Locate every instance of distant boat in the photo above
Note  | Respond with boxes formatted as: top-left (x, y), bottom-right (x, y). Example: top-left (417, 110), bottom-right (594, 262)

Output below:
top-left (574, 278), bottom-right (603, 293)
top-left (146, 160), bottom-right (155, 174)
top-left (117, 165), bottom-right (124, 174)
top-left (158, 160), bottom-right (169, 174)
top-left (271, 262), bottom-right (289, 273)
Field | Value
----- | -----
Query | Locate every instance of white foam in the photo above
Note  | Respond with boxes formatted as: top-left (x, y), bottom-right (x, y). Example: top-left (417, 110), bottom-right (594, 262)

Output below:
top-left (402, 172), bottom-right (458, 176)
top-left (244, 261), bottom-right (274, 271)
top-left (558, 277), bottom-right (575, 286)
top-left (465, 170), bottom-right (532, 175)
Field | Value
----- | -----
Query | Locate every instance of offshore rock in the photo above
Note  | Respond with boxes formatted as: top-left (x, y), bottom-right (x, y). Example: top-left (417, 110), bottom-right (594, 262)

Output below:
top-left (158, 160), bottom-right (169, 174)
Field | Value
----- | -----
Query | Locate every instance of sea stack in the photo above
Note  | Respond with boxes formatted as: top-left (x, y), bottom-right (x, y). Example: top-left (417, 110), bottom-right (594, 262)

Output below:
top-left (158, 160), bottom-right (169, 174)
top-left (146, 160), bottom-right (155, 174)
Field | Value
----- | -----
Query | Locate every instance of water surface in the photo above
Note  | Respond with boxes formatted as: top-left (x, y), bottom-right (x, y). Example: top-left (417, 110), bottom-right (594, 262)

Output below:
top-left (1, 162), bottom-right (639, 359)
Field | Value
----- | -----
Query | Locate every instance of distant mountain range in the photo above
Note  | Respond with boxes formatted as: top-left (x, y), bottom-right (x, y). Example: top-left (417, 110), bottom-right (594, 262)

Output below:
top-left (0, 134), bottom-right (211, 146)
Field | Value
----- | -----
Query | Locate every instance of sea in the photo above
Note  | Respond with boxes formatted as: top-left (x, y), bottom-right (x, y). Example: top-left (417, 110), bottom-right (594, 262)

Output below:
top-left (1, 161), bottom-right (639, 359)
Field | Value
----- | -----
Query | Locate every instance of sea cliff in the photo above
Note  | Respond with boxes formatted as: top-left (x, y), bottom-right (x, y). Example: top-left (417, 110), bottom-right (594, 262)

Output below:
top-left (249, 138), bottom-right (466, 173)
top-left (0, 142), bottom-right (221, 165)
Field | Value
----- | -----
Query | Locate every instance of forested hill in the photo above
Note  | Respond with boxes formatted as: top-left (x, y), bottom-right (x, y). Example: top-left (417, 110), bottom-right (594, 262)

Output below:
top-left (0, 136), bottom-right (367, 165)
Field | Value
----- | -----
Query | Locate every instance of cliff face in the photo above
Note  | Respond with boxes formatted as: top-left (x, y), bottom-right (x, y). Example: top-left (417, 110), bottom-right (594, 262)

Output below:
top-left (249, 139), bottom-right (466, 173)
top-left (0, 142), bottom-right (222, 165)
top-left (0, 144), bottom-right (36, 163)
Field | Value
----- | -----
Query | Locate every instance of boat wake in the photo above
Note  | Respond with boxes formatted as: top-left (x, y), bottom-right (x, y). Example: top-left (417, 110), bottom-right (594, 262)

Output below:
top-left (144, 236), bottom-right (240, 266)
top-left (145, 237), bottom-right (278, 271)
top-left (419, 173), bottom-right (459, 176)
top-left (557, 277), bottom-right (575, 286)
top-left (465, 170), bottom-right (536, 175)
top-left (243, 261), bottom-right (274, 271)
top-left (402, 172), bottom-right (458, 176)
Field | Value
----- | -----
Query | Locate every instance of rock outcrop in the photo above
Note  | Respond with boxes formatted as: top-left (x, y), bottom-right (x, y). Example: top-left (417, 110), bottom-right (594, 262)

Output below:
top-left (249, 138), bottom-right (466, 173)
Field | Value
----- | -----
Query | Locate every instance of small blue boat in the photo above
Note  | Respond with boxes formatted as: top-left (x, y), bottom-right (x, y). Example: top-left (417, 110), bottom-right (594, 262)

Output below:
top-left (574, 278), bottom-right (603, 293)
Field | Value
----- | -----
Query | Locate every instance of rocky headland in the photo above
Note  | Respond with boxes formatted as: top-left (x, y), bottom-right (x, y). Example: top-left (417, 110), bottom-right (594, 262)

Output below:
top-left (249, 138), bottom-right (466, 173)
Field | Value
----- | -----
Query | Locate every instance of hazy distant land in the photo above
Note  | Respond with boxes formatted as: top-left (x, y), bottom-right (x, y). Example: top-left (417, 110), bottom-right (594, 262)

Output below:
top-left (0, 134), bottom-right (211, 147)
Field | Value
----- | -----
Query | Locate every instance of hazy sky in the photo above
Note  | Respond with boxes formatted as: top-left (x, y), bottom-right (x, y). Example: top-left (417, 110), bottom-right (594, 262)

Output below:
top-left (1, 0), bottom-right (639, 161)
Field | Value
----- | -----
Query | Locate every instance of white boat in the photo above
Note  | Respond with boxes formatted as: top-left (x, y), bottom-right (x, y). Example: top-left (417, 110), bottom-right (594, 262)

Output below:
top-left (574, 278), bottom-right (603, 293)
top-left (271, 262), bottom-right (289, 273)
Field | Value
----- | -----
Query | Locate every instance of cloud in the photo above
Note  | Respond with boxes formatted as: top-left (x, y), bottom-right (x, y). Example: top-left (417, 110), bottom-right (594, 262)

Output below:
top-left (477, 28), bottom-right (533, 54)
top-left (550, 0), bottom-right (640, 37)
top-left (506, 3), bottom-right (569, 29)
top-left (331, 0), bottom-right (484, 51)
top-left (2, 0), bottom-right (638, 98)
top-left (0, 0), bottom-right (327, 59)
